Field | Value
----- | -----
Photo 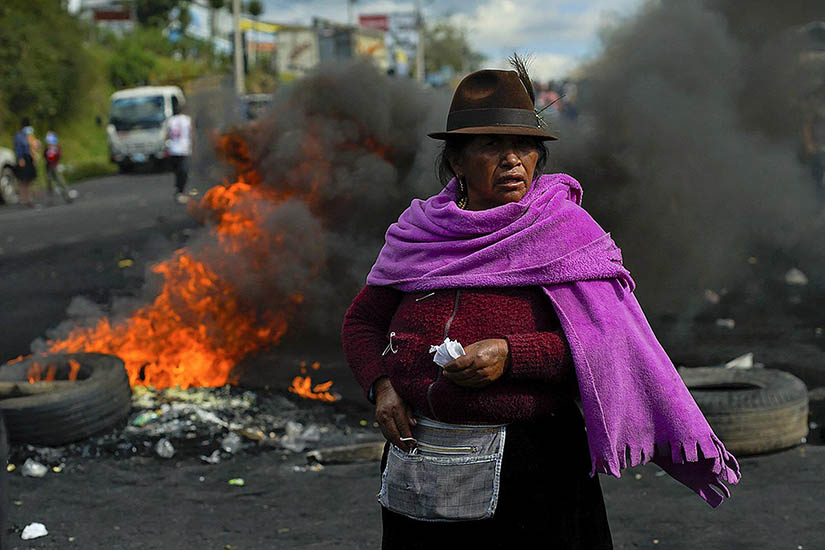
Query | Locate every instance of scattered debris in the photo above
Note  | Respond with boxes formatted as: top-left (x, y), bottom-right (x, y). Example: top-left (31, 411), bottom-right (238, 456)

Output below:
top-left (21, 522), bottom-right (48, 540)
top-left (154, 438), bottom-right (175, 459)
top-left (200, 449), bottom-right (221, 464)
top-left (21, 458), bottom-right (48, 478)
top-left (305, 441), bottom-right (385, 465)
top-left (292, 464), bottom-right (324, 473)
top-left (131, 411), bottom-right (159, 427)
top-left (117, 259), bottom-right (134, 269)
top-left (715, 318), bottom-right (736, 330)
top-left (725, 353), bottom-right (754, 369)
top-left (280, 421), bottom-right (322, 453)
top-left (228, 477), bottom-right (245, 486)
top-left (6, 385), bottom-right (378, 468)
top-left (220, 432), bottom-right (243, 454)
top-left (785, 268), bottom-right (808, 286)
top-left (703, 289), bottom-right (720, 304)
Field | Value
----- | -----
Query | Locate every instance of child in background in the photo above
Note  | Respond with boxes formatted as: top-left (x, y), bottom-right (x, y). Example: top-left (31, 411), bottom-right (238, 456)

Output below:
top-left (43, 131), bottom-right (73, 203)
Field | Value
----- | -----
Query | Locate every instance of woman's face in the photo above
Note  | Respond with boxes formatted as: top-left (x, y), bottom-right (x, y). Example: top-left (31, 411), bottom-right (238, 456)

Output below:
top-left (451, 135), bottom-right (540, 211)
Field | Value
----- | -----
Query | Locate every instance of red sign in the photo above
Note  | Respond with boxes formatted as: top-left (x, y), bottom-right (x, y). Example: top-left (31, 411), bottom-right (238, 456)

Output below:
top-left (93, 8), bottom-right (132, 21)
top-left (359, 14), bottom-right (389, 32)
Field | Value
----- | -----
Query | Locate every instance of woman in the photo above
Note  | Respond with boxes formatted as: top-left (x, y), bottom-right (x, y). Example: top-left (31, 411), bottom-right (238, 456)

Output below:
top-left (13, 117), bottom-right (39, 207)
top-left (342, 58), bottom-right (740, 548)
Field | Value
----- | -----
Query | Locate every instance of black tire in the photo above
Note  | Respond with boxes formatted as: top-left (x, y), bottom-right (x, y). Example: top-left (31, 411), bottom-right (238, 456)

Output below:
top-left (0, 353), bottom-right (132, 446)
top-left (680, 367), bottom-right (809, 456)
top-left (118, 162), bottom-right (134, 174)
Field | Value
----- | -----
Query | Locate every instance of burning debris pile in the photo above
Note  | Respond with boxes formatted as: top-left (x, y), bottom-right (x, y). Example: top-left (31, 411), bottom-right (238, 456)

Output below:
top-left (36, 61), bottom-right (445, 390)
top-left (6, 383), bottom-right (377, 471)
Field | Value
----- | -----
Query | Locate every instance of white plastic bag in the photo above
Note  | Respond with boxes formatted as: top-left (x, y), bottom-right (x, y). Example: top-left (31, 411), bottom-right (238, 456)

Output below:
top-left (429, 338), bottom-right (466, 367)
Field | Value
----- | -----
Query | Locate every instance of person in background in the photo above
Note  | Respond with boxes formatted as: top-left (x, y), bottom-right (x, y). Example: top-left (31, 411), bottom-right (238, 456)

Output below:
top-left (13, 117), bottom-right (39, 207)
top-left (43, 131), bottom-right (73, 204)
top-left (167, 101), bottom-right (193, 204)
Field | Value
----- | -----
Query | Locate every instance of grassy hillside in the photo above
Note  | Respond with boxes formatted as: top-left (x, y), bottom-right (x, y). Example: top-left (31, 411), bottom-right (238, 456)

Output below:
top-left (0, 19), bottom-right (214, 184)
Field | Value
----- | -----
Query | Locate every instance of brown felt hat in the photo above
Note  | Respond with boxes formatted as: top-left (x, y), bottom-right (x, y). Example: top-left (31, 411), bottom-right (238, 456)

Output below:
top-left (428, 69), bottom-right (557, 140)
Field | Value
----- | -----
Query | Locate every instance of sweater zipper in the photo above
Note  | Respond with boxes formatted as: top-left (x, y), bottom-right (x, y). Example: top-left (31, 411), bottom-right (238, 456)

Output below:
top-left (426, 289), bottom-right (461, 420)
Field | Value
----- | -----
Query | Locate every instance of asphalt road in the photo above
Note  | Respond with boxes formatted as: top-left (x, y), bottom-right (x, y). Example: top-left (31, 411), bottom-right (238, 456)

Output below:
top-left (0, 172), bottom-right (199, 363)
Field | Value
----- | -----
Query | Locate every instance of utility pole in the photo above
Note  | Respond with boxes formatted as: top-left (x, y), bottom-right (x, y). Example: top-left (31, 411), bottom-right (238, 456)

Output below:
top-left (233, 0), bottom-right (245, 95)
top-left (414, 0), bottom-right (424, 83)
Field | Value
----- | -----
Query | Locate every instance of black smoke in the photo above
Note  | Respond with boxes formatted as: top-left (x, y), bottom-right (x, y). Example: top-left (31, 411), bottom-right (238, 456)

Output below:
top-left (549, 0), bottom-right (825, 314)
top-left (231, 62), bottom-right (448, 339)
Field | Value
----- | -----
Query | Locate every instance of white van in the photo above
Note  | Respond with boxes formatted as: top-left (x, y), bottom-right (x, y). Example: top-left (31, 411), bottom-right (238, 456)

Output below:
top-left (106, 86), bottom-right (185, 172)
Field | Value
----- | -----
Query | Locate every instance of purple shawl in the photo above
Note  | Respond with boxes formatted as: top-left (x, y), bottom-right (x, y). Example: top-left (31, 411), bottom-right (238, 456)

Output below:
top-left (367, 173), bottom-right (740, 507)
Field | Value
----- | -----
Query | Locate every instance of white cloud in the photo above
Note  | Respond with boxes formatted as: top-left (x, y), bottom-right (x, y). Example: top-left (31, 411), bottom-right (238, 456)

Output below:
top-left (259, 0), bottom-right (645, 77)
top-left (498, 52), bottom-right (579, 80)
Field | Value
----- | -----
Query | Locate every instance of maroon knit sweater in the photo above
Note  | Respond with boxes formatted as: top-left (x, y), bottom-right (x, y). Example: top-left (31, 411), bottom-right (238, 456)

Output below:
top-left (341, 286), bottom-right (577, 424)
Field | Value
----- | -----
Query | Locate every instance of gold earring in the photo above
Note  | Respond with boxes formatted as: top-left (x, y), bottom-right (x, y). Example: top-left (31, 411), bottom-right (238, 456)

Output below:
top-left (457, 177), bottom-right (468, 209)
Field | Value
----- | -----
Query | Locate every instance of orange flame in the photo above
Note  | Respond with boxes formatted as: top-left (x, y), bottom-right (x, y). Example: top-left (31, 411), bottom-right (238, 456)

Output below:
top-left (288, 361), bottom-right (339, 402)
top-left (27, 362), bottom-right (57, 383)
top-left (68, 359), bottom-right (81, 382)
top-left (45, 177), bottom-right (307, 388)
top-left (40, 127), bottom-right (383, 392)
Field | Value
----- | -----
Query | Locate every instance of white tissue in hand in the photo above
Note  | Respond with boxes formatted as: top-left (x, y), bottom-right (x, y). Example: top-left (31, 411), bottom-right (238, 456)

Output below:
top-left (429, 338), bottom-right (466, 367)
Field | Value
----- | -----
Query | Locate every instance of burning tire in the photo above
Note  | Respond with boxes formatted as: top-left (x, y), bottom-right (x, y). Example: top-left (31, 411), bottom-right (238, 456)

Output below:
top-left (0, 353), bottom-right (132, 446)
top-left (680, 367), bottom-right (809, 455)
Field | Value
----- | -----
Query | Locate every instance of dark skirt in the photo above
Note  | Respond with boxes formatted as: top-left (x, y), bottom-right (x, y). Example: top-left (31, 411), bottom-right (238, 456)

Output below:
top-left (15, 154), bottom-right (36, 182)
top-left (380, 404), bottom-right (613, 549)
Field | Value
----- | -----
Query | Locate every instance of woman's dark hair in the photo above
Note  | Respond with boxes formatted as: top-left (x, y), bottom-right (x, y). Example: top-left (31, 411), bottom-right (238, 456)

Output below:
top-left (435, 135), bottom-right (549, 186)
top-left (20, 117), bottom-right (30, 128)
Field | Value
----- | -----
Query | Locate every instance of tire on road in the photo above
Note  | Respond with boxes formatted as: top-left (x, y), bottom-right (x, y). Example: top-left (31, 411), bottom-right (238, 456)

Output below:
top-left (0, 353), bottom-right (132, 446)
top-left (680, 367), bottom-right (809, 456)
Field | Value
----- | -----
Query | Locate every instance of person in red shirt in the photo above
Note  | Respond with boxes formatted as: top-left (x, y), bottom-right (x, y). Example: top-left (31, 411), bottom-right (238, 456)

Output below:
top-left (43, 131), bottom-right (73, 203)
top-left (342, 59), bottom-right (612, 548)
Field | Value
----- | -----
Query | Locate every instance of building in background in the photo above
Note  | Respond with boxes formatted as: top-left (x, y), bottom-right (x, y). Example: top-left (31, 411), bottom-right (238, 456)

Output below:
top-left (358, 12), bottom-right (418, 77)
top-left (68, 0), bottom-right (135, 34)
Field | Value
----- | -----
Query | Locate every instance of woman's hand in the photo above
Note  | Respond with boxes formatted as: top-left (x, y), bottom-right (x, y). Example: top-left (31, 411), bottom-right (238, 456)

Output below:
top-left (374, 377), bottom-right (416, 451)
top-left (442, 338), bottom-right (510, 389)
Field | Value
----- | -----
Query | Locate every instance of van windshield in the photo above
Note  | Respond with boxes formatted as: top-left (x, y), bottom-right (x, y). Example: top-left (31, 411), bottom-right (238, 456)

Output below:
top-left (110, 96), bottom-right (166, 131)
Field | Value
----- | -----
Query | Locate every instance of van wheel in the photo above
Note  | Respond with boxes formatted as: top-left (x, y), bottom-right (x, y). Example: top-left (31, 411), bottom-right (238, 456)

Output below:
top-left (680, 367), bottom-right (809, 455)
top-left (118, 162), bottom-right (134, 174)
top-left (0, 353), bottom-right (132, 446)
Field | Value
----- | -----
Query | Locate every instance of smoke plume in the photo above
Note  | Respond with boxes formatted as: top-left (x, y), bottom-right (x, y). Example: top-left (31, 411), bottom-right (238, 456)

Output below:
top-left (550, 0), bottom-right (825, 314)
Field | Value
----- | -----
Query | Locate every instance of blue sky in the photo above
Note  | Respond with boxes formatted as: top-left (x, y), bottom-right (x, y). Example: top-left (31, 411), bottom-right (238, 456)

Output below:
top-left (258, 0), bottom-right (646, 79)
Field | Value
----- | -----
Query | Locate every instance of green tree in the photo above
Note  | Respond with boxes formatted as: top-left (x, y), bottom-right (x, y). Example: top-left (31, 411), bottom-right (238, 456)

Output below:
top-left (0, 0), bottom-right (92, 126)
top-left (135, 0), bottom-right (186, 27)
top-left (247, 0), bottom-right (263, 18)
top-left (422, 21), bottom-right (484, 75)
